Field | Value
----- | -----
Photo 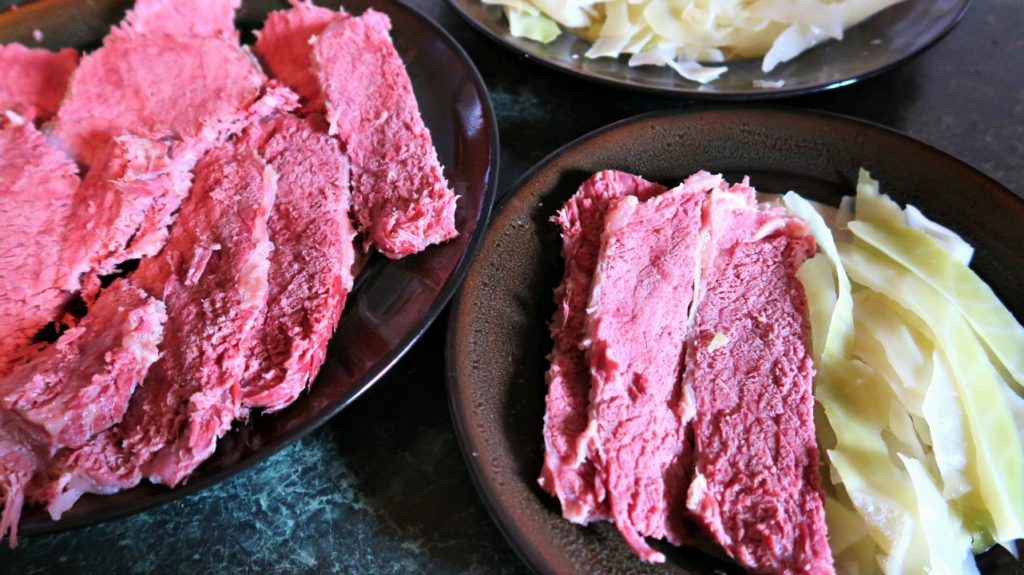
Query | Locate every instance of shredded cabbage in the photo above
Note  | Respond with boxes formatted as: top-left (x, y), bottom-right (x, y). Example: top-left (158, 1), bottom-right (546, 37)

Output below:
top-left (848, 220), bottom-right (1024, 394)
top-left (841, 243), bottom-right (1024, 545)
top-left (492, 0), bottom-right (906, 82)
top-left (786, 171), bottom-right (1024, 573)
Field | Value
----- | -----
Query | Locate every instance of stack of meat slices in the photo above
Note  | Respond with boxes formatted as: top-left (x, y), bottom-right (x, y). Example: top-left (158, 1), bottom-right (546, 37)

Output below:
top-left (540, 171), bottom-right (833, 575)
top-left (0, 0), bottom-right (457, 545)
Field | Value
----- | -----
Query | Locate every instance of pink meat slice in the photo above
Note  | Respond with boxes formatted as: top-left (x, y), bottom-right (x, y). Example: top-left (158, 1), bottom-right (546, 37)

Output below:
top-left (52, 33), bottom-right (265, 166)
top-left (684, 184), bottom-right (833, 575)
top-left (0, 279), bottom-right (165, 547)
top-left (0, 122), bottom-right (81, 375)
top-left (239, 114), bottom-right (356, 412)
top-left (254, 0), bottom-right (347, 113)
top-left (0, 44), bottom-right (78, 123)
top-left (44, 142), bottom-right (276, 512)
top-left (313, 10), bottom-right (458, 258)
top-left (539, 170), bottom-right (666, 525)
top-left (58, 136), bottom-right (194, 300)
top-left (112, 0), bottom-right (241, 42)
top-left (583, 172), bottom-right (721, 563)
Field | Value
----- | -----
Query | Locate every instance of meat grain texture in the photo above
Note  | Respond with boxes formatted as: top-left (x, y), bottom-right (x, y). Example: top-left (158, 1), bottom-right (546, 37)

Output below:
top-left (539, 170), bottom-right (667, 526)
top-left (685, 186), bottom-right (831, 575)
top-left (46, 142), bottom-right (276, 514)
top-left (0, 122), bottom-right (81, 375)
top-left (313, 10), bottom-right (458, 258)
top-left (541, 171), bottom-right (835, 574)
top-left (52, 32), bottom-right (266, 165)
top-left (0, 44), bottom-right (78, 123)
top-left (239, 113), bottom-right (356, 412)
top-left (0, 280), bottom-right (165, 545)
top-left (583, 173), bottom-right (717, 562)
top-left (254, 0), bottom-right (347, 113)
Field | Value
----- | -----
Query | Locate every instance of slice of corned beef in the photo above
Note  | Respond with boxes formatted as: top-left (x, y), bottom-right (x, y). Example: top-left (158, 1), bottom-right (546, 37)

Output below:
top-left (44, 142), bottom-right (276, 511)
top-left (539, 170), bottom-right (667, 525)
top-left (684, 182), bottom-right (833, 575)
top-left (58, 136), bottom-right (194, 300)
top-left (254, 1), bottom-right (347, 113)
top-left (0, 44), bottom-right (78, 123)
top-left (112, 0), bottom-right (241, 42)
top-left (239, 113), bottom-right (356, 413)
top-left (582, 172), bottom-right (721, 563)
top-left (0, 122), bottom-right (80, 375)
top-left (0, 411), bottom-right (43, 547)
top-left (128, 142), bottom-right (276, 487)
top-left (312, 10), bottom-right (458, 258)
top-left (52, 33), bottom-right (265, 165)
top-left (0, 279), bottom-right (165, 546)
top-left (0, 279), bottom-right (165, 451)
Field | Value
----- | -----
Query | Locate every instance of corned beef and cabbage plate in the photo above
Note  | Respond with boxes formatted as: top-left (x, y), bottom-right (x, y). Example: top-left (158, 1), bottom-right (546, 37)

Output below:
top-left (447, 108), bottom-right (1024, 575)
top-left (0, 0), bottom-right (497, 542)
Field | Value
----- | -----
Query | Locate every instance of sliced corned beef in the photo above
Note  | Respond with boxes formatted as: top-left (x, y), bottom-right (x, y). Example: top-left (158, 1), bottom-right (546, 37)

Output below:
top-left (582, 172), bottom-right (721, 563)
top-left (112, 0), bottom-right (241, 41)
top-left (539, 170), bottom-right (667, 525)
top-left (0, 44), bottom-right (78, 123)
top-left (58, 136), bottom-right (194, 300)
top-left (129, 142), bottom-right (276, 487)
top-left (684, 184), bottom-right (833, 575)
top-left (45, 140), bottom-right (276, 509)
top-left (312, 10), bottom-right (458, 258)
top-left (254, 0), bottom-right (347, 113)
top-left (0, 279), bottom-right (165, 546)
top-left (0, 279), bottom-right (165, 451)
top-left (239, 113), bottom-right (356, 413)
top-left (52, 33), bottom-right (265, 165)
top-left (0, 412), bottom-right (43, 547)
top-left (0, 122), bottom-right (80, 375)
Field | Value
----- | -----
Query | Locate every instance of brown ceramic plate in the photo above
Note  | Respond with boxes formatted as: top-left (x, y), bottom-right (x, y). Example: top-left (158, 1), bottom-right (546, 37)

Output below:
top-left (446, 0), bottom-right (969, 100)
top-left (2, 0), bottom-right (498, 535)
top-left (446, 107), bottom-right (1024, 574)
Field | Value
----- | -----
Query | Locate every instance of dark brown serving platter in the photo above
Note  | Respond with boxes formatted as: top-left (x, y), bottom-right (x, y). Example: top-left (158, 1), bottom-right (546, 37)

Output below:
top-left (447, 107), bottom-right (1023, 574)
top-left (0, 0), bottom-right (498, 535)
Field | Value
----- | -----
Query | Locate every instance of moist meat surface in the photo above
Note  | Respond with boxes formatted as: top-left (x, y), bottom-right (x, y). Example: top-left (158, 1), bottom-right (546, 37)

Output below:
top-left (239, 113), bottom-right (356, 413)
top-left (0, 122), bottom-right (81, 375)
top-left (313, 10), bottom-right (458, 258)
top-left (254, 0), bottom-right (346, 113)
top-left (0, 279), bottom-right (165, 546)
top-left (539, 170), bottom-right (666, 525)
top-left (0, 44), bottom-right (78, 123)
top-left (52, 33), bottom-right (264, 166)
top-left (112, 0), bottom-right (241, 41)
top-left (684, 186), bottom-right (833, 575)
top-left (59, 136), bottom-right (194, 300)
top-left (583, 172), bottom-right (719, 563)
top-left (44, 141), bottom-right (276, 513)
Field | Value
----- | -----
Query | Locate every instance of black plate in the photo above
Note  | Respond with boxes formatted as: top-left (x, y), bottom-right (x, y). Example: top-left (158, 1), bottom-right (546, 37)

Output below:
top-left (446, 107), bottom-right (1023, 574)
top-left (446, 0), bottom-right (970, 100)
top-left (1, 0), bottom-right (498, 535)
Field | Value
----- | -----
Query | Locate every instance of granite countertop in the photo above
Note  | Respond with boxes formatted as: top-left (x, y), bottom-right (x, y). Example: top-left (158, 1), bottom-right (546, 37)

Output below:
top-left (2, 0), bottom-right (1023, 573)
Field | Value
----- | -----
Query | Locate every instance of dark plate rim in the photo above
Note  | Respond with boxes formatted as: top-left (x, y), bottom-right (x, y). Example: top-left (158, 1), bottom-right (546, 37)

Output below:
top-left (445, 105), bottom-right (1021, 575)
top-left (444, 0), bottom-right (972, 100)
top-left (17, 0), bottom-right (500, 537)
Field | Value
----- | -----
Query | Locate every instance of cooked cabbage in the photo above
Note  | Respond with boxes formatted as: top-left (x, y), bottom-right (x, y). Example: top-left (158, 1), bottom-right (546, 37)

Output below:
top-left (787, 169), bottom-right (1024, 573)
top-left (492, 0), bottom-right (906, 82)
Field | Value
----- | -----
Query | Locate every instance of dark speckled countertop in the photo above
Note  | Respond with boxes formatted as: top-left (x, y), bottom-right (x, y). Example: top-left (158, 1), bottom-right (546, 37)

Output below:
top-left (1, 0), bottom-right (1022, 573)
